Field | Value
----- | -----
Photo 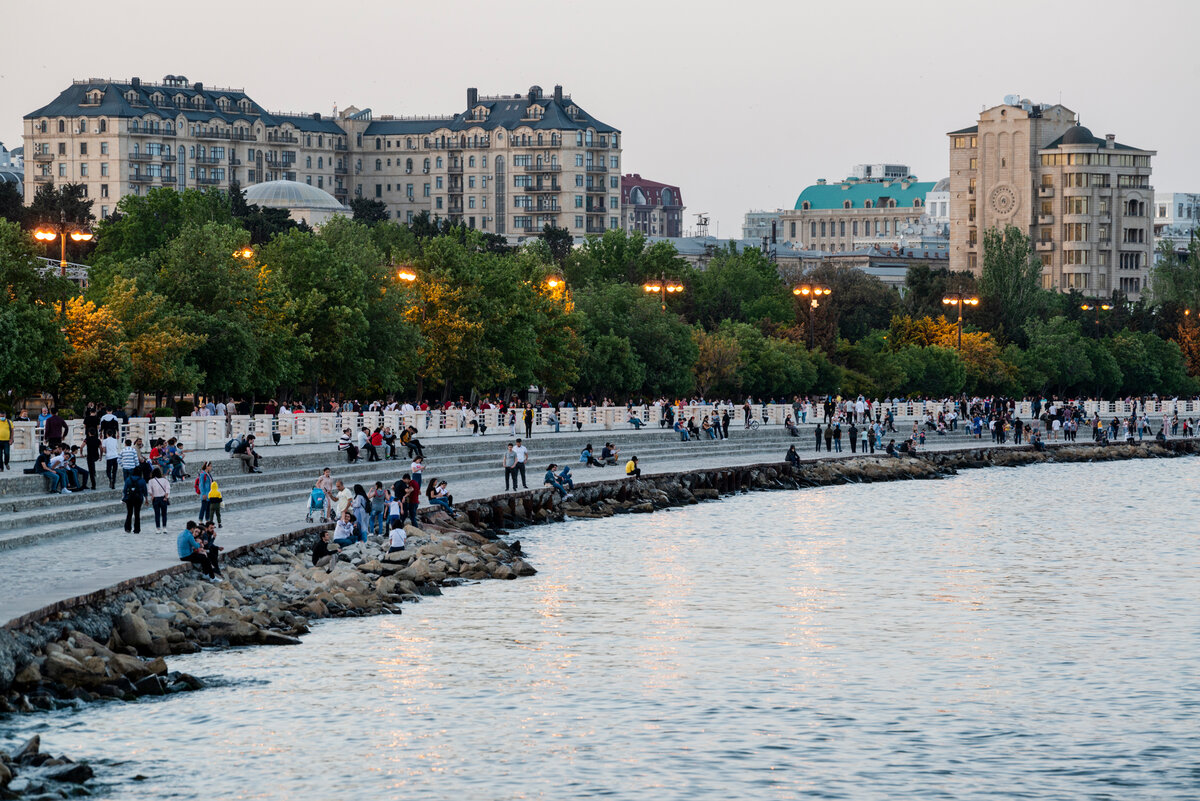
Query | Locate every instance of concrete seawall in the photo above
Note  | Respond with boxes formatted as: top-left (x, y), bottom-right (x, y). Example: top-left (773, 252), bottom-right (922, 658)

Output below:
top-left (0, 439), bottom-right (1194, 715)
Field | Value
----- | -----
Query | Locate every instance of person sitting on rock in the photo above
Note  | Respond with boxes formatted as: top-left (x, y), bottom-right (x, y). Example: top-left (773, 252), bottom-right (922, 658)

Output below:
top-left (199, 521), bottom-right (224, 577)
top-left (785, 445), bottom-right (800, 466)
top-left (177, 521), bottom-right (216, 578)
top-left (312, 529), bottom-right (343, 573)
top-left (556, 464), bottom-right (575, 490)
top-left (625, 455), bottom-right (641, 477)
top-left (428, 479), bottom-right (459, 518)
top-left (886, 439), bottom-right (898, 458)
top-left (387, 521), bottom-right (407, 554)
top-left (543, 463), bottom-right (572, 500)
top-left (332, 511), bottom-right (358, 548)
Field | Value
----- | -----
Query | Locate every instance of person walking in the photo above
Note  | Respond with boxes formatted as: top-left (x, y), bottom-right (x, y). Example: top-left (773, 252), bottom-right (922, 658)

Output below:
top-left (0, 409), bottom-right (11, 472)
top-left (502, 442), bottom-right (518, 490)
top-left (824, 424), bottom-right (834, 453)
top-left (197, 462), bottom-right (214, 523)
top-left (512, 438), bottom-right (529, 488)
top-left (207, 479), bottom-right (223, 528)
top-left (119, 439), bottom-right (139, 491)
top-left (524, 405), bottom-right (534, 439)
top-left (101, 431), bottom-right (121, 489)
top-left (82, 428), bottom-right (101, 490)
top-left (148, 467), bottom-right (171, 533)
top-left (124, 471), bottom-right (147, 533)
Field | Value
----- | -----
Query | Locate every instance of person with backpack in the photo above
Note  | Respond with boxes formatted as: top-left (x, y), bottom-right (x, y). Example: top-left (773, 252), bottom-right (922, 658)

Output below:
top-left (123, 471), bottom-right (147, 533)
top-left (196, 462), bottom-right (214, 522)
top-left (148, 467), bottom-right (171, 533)
top-left (231, 434), bottom-right (261, 473)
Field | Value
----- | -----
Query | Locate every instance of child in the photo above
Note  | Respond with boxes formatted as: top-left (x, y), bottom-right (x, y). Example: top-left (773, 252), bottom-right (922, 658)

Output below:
top-left (207, 479), bottom-right (223, 528)
top-left (410, 455), bottom-right (424, 489)
top-left (386, 491), bottom-right (402, 531)
top-left (387, 522), bottom-right (407, 555)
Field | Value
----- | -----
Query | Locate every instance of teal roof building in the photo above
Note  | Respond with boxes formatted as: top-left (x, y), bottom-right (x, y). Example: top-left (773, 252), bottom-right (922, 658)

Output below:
top-left (795, 178), bottom-right (935, 211)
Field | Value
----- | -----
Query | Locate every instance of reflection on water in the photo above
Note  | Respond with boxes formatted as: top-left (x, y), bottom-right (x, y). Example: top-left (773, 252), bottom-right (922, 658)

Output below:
top-left (6, 459), bottom-right (1199, 800)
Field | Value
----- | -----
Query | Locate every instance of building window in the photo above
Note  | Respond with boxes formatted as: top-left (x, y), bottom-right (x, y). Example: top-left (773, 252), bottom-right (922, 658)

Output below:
top-left (790, 222), bottom-right (796, 238)
top-left (436, 176), bottom-right (443, 189)
top-left (575, 154), bottom-right (584, 167)
top-left (100, 163), bottom-right (108, 177)
top-left (423, 183), bottom-right (430, 197)
top-left (575, 216), bottom-right (583, 228)
top-left (100, 184), bottom-right (108, 198)
top-left (810, 222), bottom-right (817, 237)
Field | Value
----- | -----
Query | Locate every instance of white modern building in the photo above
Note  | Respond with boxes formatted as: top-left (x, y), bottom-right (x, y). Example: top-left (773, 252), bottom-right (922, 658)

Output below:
top-left (1154, 191), bottom-right (1199, 254)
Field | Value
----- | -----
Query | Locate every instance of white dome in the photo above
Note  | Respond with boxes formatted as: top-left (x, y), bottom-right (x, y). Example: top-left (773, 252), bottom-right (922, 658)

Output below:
top-left (244, 180), bottom-right (345, 211)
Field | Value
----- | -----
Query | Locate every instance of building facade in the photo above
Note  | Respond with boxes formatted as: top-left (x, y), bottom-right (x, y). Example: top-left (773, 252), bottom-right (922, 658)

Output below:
top-left (742, 209), bottom-right (784, 242)
top-left (23, 78), bottom-right (622, 238)
top-left (1154, 191), bottom-right (1199, 255)
top-left (620, 174), bottom-right (684, 237)
top-left (778, 168), bottom-right (936, 252)
top-left (947, 96), bottom-right (1155, 297)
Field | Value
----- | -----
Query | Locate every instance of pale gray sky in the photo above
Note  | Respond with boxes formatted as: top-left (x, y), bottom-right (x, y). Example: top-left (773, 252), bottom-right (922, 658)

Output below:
top-left (4, 0), bottom-right (1196, 235)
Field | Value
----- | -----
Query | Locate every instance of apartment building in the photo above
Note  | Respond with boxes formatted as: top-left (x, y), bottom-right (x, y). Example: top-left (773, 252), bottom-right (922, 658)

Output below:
top-left (23, 78), bottom-right (622, 238)
top-left (620, 174), bottom-right (684, 237)
top-left (948, 96), bottom-right (1155, 297)
top-left (778, 166), bottom-right (935, 252)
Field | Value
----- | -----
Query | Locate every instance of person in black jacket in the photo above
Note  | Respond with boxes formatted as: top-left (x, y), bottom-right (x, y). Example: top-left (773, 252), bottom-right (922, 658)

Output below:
top-left (814, 424), bottom-right (823, 452)
top-left (124, 473), bottom-right (147, 533)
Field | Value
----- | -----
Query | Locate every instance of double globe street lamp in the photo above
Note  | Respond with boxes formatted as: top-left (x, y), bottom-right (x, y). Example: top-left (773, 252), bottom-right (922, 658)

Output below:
top-left (1080, 302), bottom-right (1112, 338)
top-left (643, 276), bottom-right (685, 311)
top-left (793, 284), bottom-right (831, 349)
top-left (34, 212), bottom-right (93, 316)
top-left (941, 293), bottom-right (979, 350)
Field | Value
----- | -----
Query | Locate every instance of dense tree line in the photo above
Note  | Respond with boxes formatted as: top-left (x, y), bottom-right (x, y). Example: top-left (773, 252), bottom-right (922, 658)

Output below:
top-left (3, 184), bottom-right (1199, 413)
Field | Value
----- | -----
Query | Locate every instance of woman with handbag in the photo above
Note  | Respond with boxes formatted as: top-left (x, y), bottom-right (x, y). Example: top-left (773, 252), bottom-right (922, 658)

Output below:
top-left (149, 467), bottom-right (171, 533)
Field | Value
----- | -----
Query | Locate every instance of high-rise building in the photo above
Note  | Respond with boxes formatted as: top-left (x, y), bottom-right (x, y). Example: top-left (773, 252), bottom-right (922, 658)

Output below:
top-left (620, 174), bottom-right (684, 237)
top-left (23, 78), bottom-right (622, 238)
top-left (948, 96), bottom-right (1155, 297)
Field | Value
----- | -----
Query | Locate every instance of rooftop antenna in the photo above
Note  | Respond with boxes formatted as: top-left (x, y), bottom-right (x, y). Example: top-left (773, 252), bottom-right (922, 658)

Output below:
top-left (695, 212), bottom-right (709, 238)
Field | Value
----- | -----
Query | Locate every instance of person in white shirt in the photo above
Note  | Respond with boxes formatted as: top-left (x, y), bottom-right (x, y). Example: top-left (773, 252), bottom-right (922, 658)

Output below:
top-left (387, 524), bottom-right (407, 554)
top-left (102, 433), bottom-right (121, 489)
top-left (511, 438), bottom-right (529, 489)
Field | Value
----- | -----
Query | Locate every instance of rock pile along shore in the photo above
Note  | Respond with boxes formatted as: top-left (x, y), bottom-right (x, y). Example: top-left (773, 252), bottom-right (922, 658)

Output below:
top-left (0, 440), bottom-right (1193, 797)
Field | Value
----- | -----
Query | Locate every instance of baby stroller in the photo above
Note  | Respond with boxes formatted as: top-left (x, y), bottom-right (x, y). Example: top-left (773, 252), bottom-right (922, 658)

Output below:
top-left (305, 487), bottom-right (326, 523)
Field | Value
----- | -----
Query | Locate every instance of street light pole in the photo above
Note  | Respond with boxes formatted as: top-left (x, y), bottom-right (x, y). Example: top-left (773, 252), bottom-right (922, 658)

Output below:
top-left (643, 274), bottom-right (684, 311)
top-left (1080, 303), bottom-right (1111, 337)
top-left (941, 293), bottom-right (979, 350)
top-left (34, 210), bottom-right (93, 318)
top-left (792, 283), bottom-right (831, 350)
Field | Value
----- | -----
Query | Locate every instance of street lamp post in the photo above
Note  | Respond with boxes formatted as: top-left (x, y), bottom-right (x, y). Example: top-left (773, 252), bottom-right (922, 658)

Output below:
top-left (34, 210), bottom-right (93, 317)
top-left (792, 283), bottom-right (831, 350)
top-left (1080, 303), bottom-right (1111, 337)
top-left (642, 275), bottom-right (685, 311)
top-left (941, 293), bottom-right (980, 350)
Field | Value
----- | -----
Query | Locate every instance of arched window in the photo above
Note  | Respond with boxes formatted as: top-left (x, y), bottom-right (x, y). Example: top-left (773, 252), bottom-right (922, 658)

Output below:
top-left (356, 133), bottom-right (362, 147)
top-left (843, 200), bottom-right (851, 209)
top-left (864, 200), bottom-right (873, 209)
top-left (375, 138), bottom-right (381, 150)
top-left (914, 199), bottom-right (922, 207)
top-left (406, 138), bottom-right (413, 149)
top-left (306, 156), bottom-right (312, 168)
top-left (99, 119), bottom-right (107, 133)
top-left (801, 201), bottom-right (810, 210)
top-left (375, 158), bottom-right (382, 170)
top-left (58, 119), bottom-right (65, 133)
top-left (423, 158), bottom-right (430, 172)
top-left (406, 158), bottom-right (413, 172)
top-left (317, 157), bottom-right (323, 168)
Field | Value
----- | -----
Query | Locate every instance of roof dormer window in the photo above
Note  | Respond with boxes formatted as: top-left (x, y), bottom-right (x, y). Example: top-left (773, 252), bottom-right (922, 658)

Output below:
top-left (150, 92), bottom-right (164, 105)
top-left (124, 90), bottom-right (138, 103)
top-left (527, 104), bottom-right (544, 120)
top-left (84, 90), bottom-right (103, 106)
top-left (174, 93), bottom-right (186, 107)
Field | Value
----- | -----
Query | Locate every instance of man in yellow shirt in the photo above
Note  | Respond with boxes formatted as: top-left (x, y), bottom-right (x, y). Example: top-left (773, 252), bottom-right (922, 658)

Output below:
top-left (625, 456), bottom-right (640, 477)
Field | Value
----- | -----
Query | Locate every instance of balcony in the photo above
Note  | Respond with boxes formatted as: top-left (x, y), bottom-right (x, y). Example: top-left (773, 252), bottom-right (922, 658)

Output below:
top-left (585, 141), bottom-right (610, 149)
top-left (335, 143), bottom-right (348, 151)
top-left (1098, 237), bottom-right (1112, 246)
top-left (448, 184), bottom-right (463, 194)
top-left (585, 206), bottom-right (606, 215)
top-left (585, 184), bottom-right (605, 193)
top-left (129, 152), bottom-right (152, 161)
top-left (195, 175), bottom-right (221, 185)
top-left (522, 163), bottom-right (562, 172)
top-left (526, 183), bottom-right (560, 193)
top-left (585, 224), bottom-right (607, 234)
top-left (33, 152), bottom-right (54, 163)
top-left (128, 173), bottom-right (154, 183)
top-left (160, 175), bottom-right (177, 184)
top-left (1035, 240), bottom-right (1054, 251)
top-left (535, 205), bottom-right (561, 213)
top-left (429, 139), bottom-right (491, 150)
top-left (1038, 214), bottom-right (1054, 225)
top-left (162, 153), bottom-right (177, 162)
top-left (34, 173), bottom-right (53, 182)
top-left (334, 166), bottom-right (347, 175)
top-left (586, 163), bottom-right (608, 173)
top-left (266, 133), bottom-right (298, 144)
top-left (447, 164), bottom-right (463, 174)
top-left (1039, 186), bottom-right (1054, 198)
top-left (229, 156), bottom-right (241, 166)
top-left (194, 154), bottom-right (222, 164)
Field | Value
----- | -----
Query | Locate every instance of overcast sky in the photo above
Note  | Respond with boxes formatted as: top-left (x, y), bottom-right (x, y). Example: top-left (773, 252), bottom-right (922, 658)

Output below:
top-left (3, 0), bottom-right (1196, 236)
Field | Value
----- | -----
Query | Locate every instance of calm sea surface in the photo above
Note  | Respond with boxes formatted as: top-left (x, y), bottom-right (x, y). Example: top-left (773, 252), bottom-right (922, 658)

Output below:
top-left (6, 459), bottom-right (1199, 800)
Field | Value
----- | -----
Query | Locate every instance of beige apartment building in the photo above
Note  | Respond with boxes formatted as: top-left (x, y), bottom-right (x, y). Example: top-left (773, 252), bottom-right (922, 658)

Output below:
top-left (24, 78), bottom-right (622, 238)
top-left (948, 97), bottom-right (1154, 297)
top-left (778, 169), bottom-right (935, 252)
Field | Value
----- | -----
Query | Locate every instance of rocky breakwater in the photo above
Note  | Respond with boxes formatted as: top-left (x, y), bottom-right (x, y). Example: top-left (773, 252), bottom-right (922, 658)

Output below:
top-left (0, 516), bottom-right (534, 719)
top-left (0, 735), bottom-right (97, 799)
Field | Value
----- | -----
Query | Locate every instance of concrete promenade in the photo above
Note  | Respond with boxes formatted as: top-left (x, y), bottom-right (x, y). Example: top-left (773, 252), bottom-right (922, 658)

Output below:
top-left (0, 426), bottom-right (1021, 626)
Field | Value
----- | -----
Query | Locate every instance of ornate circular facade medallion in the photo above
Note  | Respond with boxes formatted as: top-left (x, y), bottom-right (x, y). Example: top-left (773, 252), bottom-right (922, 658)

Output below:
top-left (989, 184), bottom-right (1018, 217)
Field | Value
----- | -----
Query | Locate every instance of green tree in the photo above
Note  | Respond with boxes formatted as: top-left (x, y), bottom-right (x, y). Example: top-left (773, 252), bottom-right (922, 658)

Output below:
top-left (0, 220), bottom-right (67, 400)
top-left (691, 327), bottom-right (742, 398)
top-left (539, 224), bottom-right (574, 265)
top-left (978, 224), bottom-right (1044, 341)
top-left (349, 197), bottom-right (389, 225)
top-left (59, 296), bottom-right (131, 408)
top-left (1011, 316), bottom-right (1101, 396)
top-left (0, 181), bottom-right (23, 226)
top-left (801, 262), bottom-right (901, 343)
top-left (715, 321), bottom-right (816, 399)
top-left (891, 345), bottom-right (966, 397)
top-left (1149, 235), bottom-right (1200, 309)
top-left (902, 264), bottom-right (978, 318)
top-left (691, 244), bottom-right (792, 329)
top-left (25, 182), bottom-right (95, 227)
top-left (567, 228), bottom-right (685, 287)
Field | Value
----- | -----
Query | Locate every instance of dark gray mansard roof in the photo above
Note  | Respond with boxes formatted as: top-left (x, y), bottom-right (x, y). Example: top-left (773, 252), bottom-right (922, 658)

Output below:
top-left (30, 81), bottom-right (617, 138)
top-left (25, 80), bottom-right (347, 135)
top-left (364, 90), bottom-right (618, 137)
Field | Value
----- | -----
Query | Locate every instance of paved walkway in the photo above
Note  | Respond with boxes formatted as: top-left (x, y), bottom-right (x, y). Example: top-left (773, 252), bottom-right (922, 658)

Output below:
top-left (0, 434), bottom-right (1011, 626)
